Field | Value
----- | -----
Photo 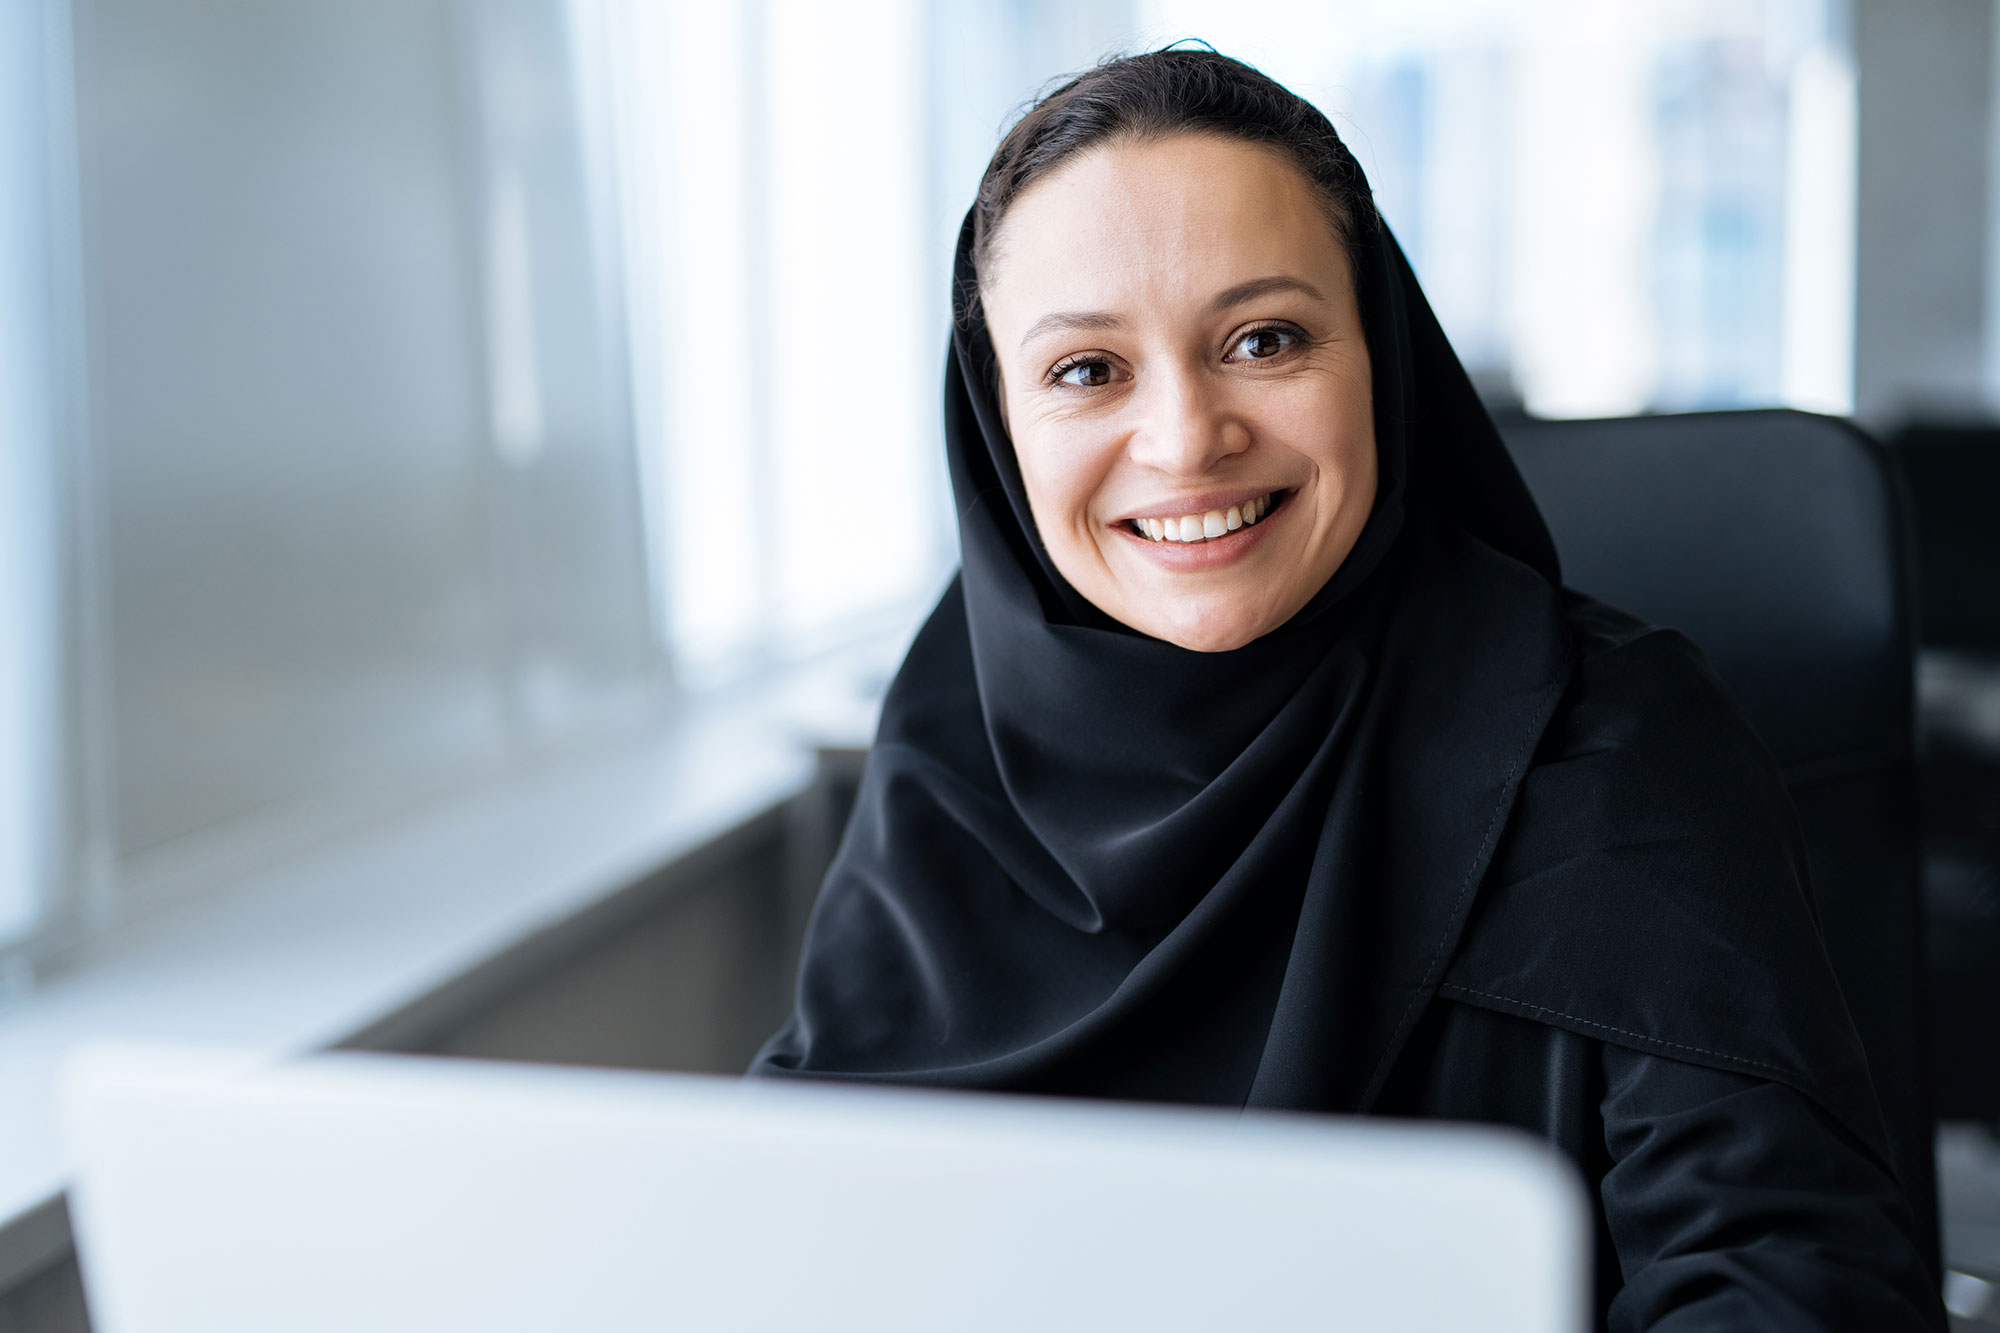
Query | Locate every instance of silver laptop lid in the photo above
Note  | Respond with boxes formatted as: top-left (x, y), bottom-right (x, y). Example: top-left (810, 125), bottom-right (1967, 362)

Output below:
top-left (63, 1046), bottom-right (1588, 1332)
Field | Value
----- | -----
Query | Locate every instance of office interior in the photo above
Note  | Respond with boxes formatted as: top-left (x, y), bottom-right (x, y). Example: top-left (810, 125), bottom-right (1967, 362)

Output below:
top-left (4, 0), bottom-right (2000, 1327)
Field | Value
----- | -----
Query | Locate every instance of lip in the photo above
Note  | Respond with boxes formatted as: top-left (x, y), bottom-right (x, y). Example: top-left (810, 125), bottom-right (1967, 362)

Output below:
top-left (1114, 487), bottom-right (1287, 524)
top-left (1111, 488), bottom-right (1292, 570)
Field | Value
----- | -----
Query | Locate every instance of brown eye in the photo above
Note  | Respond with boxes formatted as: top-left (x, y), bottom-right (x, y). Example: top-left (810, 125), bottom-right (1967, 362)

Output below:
top-left (1231, 327), bottom-right (1298, 361)
top-left (1056, 358), bottom-right (1114, 387)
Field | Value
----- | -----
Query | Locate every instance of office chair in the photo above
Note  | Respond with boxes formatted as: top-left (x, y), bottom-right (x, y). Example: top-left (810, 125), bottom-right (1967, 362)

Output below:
top-left (1501, 408), bottom-right (1938, 1273)
top-left (1887, 424), bottom-right (2000, 659)
top-left (1884, 423), bottom-right (2000, 1120)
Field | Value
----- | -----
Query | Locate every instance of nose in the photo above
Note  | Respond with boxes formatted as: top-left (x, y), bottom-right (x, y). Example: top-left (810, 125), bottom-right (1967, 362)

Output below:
top-left (1125, 363), bottom-right (1250, 477)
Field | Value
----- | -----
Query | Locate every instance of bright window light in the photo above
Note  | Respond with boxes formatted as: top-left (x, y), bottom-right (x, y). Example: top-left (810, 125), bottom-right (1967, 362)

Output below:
top-left (1781, 44), bottom-right (1857, 416)
top-left (603, 0), bottom-right (949, 687)
top-left (761, 0), bottom-right (934, 647)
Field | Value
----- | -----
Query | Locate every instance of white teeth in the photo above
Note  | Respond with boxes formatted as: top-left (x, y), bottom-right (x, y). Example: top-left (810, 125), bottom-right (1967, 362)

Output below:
top-left (1133, 492), bottom-right (1279, 542)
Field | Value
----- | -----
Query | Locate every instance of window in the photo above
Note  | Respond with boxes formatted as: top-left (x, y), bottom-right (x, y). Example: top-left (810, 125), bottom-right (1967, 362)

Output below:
top-left (0, 0), bottom-right (64, 950)
top-left (9, 0), bottom-right (662, 966)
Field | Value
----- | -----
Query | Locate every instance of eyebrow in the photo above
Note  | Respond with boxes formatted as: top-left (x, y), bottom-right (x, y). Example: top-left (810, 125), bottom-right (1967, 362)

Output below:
top-left (1017, 308), bottom-right (1124, 350)
top-left (1015, 274), bottom-right (1330, 351)
top-left (1209, 274), bottom-right (1328, 310)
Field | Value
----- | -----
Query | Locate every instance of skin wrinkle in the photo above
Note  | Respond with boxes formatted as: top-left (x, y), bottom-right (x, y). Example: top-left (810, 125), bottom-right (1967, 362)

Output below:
top-left (979, 134), bottom-right (1378, 653)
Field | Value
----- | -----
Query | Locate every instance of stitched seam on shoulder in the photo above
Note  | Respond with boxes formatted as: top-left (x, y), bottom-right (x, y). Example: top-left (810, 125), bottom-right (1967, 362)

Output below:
top-left (1361, 670), bottom-right (1570, 1100)
top-left (1438, 983), bottom-right (1790, 1076)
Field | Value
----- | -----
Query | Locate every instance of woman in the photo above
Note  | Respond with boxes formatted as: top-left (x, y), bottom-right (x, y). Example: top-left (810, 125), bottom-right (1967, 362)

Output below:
top-left (753, 48), bottom-right (1943, 1330)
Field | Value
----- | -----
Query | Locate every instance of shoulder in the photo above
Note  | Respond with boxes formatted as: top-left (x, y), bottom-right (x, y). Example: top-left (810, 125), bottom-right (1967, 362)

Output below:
top-left (1475, 589), bottom-right (1812, 945)
top-left (1441, 589), bottom-right (1891, 1164)
top-left (1559, 590), bottom-right (1755, 740)
top-left (1534, 591), bottom-right (1800, 854)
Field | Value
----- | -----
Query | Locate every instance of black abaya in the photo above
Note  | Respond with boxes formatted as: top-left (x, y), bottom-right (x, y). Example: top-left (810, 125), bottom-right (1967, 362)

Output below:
top-left (751, 147), bottom-right (1945, 1329)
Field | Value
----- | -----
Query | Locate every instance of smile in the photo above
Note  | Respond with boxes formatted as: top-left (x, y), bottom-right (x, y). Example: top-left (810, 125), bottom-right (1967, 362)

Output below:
top-left (1127, 491), bottom-right (1285, 543)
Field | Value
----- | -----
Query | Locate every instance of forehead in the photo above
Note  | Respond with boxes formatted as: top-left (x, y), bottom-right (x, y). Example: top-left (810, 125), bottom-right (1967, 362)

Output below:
top-left (983, 134), bottom-right (1346, 317)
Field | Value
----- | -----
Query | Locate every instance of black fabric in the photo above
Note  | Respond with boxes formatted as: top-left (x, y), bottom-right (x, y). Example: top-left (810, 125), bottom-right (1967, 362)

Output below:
top-left (752, 199), bottom-right (1941, 1328)
top-left (1378, 1002), bottom-right (1940, 1331)
top-left (1440, 596), bottom-right (1894, 1170)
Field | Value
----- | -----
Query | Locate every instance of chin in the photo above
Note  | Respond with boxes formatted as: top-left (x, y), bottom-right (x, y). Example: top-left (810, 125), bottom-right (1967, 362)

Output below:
top-left (1134, 600), bottom-right (1275, 653)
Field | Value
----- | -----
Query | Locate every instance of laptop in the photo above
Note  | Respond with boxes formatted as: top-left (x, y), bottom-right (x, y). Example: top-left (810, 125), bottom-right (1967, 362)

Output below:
top-left (62, 1045), bottom-right (1588, 1332)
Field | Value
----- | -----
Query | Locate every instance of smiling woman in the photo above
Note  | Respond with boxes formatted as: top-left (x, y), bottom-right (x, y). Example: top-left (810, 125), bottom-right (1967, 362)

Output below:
top-left (754, 48), bottom-right (1944, 1332)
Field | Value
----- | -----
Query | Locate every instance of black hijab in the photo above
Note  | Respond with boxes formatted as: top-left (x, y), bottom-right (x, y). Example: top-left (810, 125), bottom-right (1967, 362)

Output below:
top-left (754, 161), bottom-right (1892, 1168)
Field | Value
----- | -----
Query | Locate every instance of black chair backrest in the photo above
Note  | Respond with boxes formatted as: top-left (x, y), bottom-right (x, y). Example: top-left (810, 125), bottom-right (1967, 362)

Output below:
top-left (1883, 425), bottom-right (2000, 1123)
top-left (1500, 408), bottom-right (1936, 1269)
top-left (1885, 423), bottom-right (2000, 659)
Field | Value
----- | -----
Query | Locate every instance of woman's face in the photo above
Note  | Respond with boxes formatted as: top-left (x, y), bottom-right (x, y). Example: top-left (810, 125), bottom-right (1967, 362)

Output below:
top-left (980, 133), bottom-right (1377, 652)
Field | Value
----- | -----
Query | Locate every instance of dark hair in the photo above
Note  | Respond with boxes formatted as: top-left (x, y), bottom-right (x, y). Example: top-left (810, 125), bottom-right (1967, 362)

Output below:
top-left (969, 47), bottom-right (1378, 292)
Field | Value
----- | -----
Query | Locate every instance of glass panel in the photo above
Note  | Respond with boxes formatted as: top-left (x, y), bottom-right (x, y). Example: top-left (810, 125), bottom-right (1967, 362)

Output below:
top-left (761, 0), bottom-right (936, 647)
top-left (0, 0), bottom-right (61, 945)
top-left (610, 0), bottom-right (770, 681)
top-left (460, 0), bottom-right (661, 737)
top-left (72, 0), bottom-right (513, 859)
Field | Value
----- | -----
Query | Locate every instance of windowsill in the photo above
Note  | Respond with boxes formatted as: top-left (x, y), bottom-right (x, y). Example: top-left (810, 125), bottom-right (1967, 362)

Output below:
top-left (0, 638), bottom-right (897, 1292)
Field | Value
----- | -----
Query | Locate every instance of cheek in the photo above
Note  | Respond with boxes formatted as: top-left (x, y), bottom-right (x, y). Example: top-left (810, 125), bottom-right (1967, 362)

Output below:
top-left (1010, 415), bottom-right (1119, 536)
top-left (1261, 373), bottom-right (1374, 483)
top-left (1296, 366), bottom-right (1376, 486)
top-left (1321, 404), bottom-right (1377, 493)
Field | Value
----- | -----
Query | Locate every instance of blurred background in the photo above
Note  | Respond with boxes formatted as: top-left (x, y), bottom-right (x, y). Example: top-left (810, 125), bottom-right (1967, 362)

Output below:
top-left (9, 0), bottom-right (2000, 1325)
